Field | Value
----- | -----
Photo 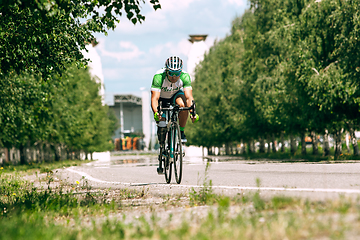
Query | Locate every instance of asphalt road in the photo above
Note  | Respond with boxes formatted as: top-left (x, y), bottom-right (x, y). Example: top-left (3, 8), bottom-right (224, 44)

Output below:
top-left (54, 152), bottom-right (360, 201)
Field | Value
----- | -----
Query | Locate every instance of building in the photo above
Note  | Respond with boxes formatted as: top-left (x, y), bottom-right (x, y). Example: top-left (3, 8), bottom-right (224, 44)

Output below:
top-left (109, 94), bottom-right (143, 139)
top-left (108, 93), bottom-right (153, 150)
top-left (81, 39), bottom-right (105, 105)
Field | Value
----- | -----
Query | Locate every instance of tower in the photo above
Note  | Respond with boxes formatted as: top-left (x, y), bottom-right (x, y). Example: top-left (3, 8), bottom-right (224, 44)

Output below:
top-left (187, 34), bottom-right (209, 81)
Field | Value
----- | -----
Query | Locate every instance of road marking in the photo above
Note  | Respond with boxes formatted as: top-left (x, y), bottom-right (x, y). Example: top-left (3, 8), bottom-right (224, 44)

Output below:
top-left (66, 168), bottom-right (131, 185)
top-left (209, 186), bottom-right (360, 194)
top-left (66, 168), bottom-right (360, 194)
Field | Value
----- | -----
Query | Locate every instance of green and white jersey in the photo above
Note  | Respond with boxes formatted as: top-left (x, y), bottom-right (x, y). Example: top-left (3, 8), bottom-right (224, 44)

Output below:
top-left (151, 68), bottom-right (192, 99)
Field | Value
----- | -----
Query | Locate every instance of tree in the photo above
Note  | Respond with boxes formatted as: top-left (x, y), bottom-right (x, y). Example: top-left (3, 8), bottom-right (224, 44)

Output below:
top-left (0, 65), bottom-right (118, 163)
top-left (292, 0), bottom-right (360, 156)
top-left (0, 73), bottom-right (52, 163)
top-left (0, 0), bottom-right (161, 79)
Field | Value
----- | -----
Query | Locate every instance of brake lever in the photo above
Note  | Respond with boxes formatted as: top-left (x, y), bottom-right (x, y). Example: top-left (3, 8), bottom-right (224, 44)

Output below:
top-left (157, 101), bottom-right (163, 117)
top-left (190, 100), bottom-right (196, 117)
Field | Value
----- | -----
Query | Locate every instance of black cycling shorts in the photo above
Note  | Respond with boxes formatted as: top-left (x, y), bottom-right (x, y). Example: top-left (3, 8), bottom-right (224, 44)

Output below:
top-left (158, 90), bottom-right (185, 107)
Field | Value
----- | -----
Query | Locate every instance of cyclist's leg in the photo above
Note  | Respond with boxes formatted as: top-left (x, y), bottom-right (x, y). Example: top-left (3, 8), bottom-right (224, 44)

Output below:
top-left (171, 91), bottom-right (188, 142)
top-left (157, 98), bottom-right (170, 144)
top-left (172, 91), bottom-right (188, 129)
top-left (157, 98), bottom-right (169, 174)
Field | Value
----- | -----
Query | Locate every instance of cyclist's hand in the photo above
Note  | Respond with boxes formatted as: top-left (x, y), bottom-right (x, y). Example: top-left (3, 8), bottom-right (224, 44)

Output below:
top-left (154, 112), bottom-right (160, 121)
top-left (154, 112), bottom-right (165, 121)
top-left (191, 114), bottom-right (199, 123)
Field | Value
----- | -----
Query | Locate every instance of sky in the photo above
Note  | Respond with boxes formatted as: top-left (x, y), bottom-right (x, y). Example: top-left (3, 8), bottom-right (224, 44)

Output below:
top-left (91, 0), bottom-right (249, 105)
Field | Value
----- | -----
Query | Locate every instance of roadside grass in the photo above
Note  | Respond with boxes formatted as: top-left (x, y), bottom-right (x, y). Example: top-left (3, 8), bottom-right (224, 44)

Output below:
top-left (238, 150), bottom-right (360, 162)
top-left (0, 159), bottom-right (92, 175)
top-left (1, 161), bottom-right (360, 239)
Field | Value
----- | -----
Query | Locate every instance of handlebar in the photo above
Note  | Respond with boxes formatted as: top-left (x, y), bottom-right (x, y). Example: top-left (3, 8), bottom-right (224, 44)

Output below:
top-left (158, 100), bottom-right (196, 118)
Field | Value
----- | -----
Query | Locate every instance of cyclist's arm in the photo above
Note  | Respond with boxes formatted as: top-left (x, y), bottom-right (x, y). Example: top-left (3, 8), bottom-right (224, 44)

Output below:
top-left (151, 90), bottom-right (161, 114)
top-left (182, 73), bottom-right (194, 107)
top-left (151, 72), bottom-right (164, 114)
top-left (184, 88), bottom-right (194, 108)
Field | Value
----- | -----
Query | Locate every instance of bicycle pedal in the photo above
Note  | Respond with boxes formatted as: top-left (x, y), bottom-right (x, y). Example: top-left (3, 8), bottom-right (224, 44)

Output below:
top-left (157, 167), bottom-right (164, 175)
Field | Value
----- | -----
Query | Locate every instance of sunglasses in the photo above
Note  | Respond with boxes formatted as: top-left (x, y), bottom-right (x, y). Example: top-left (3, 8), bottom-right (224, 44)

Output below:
top-left (167, 70), bottom-right (181, 77)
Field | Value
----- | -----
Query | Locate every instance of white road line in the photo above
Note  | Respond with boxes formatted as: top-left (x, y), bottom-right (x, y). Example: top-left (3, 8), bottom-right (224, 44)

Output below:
top-left (66, 168), bottom-right (360, 194)
top-left (210, 186), bottom-right (360, 194)
top-left (66, 168), bottom-right (131, 185)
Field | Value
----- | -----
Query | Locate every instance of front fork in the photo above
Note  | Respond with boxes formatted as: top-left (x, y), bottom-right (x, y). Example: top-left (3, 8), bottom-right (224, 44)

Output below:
top-left (169, 127), bottom-right (175, 163)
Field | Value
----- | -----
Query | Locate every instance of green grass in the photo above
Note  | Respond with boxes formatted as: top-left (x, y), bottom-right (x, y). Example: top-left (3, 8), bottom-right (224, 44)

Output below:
top-left (0, 159), bottom-right (93, 175)
top-left (1, 160), bottom-right (360, 239)
top-left (232, 142), bottom-right (360, 162)
top-left (237, 149), bottom-right (360, 162)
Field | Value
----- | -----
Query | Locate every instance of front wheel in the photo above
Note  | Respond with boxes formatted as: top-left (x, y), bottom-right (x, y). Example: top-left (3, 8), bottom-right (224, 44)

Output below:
top-left (173, 123), bottom-right (183, 184)
top-left (164, 136), bottom-right (172, 184)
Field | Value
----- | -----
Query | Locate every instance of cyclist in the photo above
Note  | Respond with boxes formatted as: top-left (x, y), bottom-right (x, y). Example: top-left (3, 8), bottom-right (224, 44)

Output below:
top-left (151, 56), bottom-right (198, 144)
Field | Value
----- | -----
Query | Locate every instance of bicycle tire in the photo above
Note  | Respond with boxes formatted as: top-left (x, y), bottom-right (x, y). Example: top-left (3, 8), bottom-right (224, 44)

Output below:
top-left (164, 131), bottom-right (172, 184)
top-left (173, 122), bottom-right (183, 184)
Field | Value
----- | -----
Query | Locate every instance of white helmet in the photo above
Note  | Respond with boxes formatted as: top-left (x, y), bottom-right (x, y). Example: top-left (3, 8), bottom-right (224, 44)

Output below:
top-left (165, 56), bottom-right (183, 72)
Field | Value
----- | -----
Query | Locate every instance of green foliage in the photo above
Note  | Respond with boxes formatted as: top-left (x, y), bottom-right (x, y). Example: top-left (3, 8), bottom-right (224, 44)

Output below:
top-left (0, 65), bottom-right (117, 162)
top-left (0, 0), bottom-right (161, 79)
top-left (0, 74), bottom-right (50, 149)
top-left (50, 66), bottom-right (116, 153)
top-left (187, 27), bottom-right (245, 147)
top-left (189, 0), bottom-right (360, 159)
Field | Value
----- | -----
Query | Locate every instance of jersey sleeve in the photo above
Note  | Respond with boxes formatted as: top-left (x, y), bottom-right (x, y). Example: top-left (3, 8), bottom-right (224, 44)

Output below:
top-left (151, 73), bottom-right (163, 92)
top-left (181, 73), bottom-right (192, 89)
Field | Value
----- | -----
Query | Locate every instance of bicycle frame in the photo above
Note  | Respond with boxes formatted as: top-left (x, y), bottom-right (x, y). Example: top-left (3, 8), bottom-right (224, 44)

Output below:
top-left (157, 101), bottom-right (196, 184)
top-left (160, 104), bottom-right (195, 154)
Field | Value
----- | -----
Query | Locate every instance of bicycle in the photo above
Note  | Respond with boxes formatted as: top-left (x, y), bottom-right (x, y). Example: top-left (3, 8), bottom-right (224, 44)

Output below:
top-left (156, 101), bottom-right (196, 184)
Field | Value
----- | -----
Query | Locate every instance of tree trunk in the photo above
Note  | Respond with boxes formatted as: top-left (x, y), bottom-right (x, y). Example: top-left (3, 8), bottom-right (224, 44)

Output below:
top-left (271, 133), bottom-right (277, 153)
top-left (36, 143), bottom-right (42, 163)
top-left (241, 141), bottom-right (246, 154)
top-left (349, 126), bottom-right (359, 156)
top-left (45, 143), bottom-right (53, 162)
top-left (290, 133), bottom-right (297, 154)
top-left (334, 129), bottom-right (343, 157)
top-left (208, 147), bottom-right (213, 156)
top-left (259, 137), bottom-right (265, 153)
top-left (266, 134), bottom-right (271, 153)
top-left (247, 139), bottom-right (253, 154)
top-left (300, 132), bottom-right (306, 155)
top-left (19, 144), bottom-right (26, 165)
top-left (322, 129), bottom-right (330, 156)
top-left (4, 148), bottom-right (10, 165)
top-left (51, 144), bottom-right (60, 161)
top-left (280, 132), bottom-right (285, 153)
top-left (345, 132), bottom-right (350, 153)
top-left (225, 142), bottom-right (231, 155)
top-left (311, 131), bottom-right (318, 155)
top-left (67, 148), bottom-right (71, 160)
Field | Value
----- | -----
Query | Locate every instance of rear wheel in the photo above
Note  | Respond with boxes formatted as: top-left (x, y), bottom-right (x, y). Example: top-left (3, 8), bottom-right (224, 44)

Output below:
top-left (173, 122), bottom-right (183, 184)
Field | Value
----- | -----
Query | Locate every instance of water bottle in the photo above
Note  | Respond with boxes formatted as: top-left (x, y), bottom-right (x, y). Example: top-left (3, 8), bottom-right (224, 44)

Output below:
top-left (157, 121), bottom-right (167, 128)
